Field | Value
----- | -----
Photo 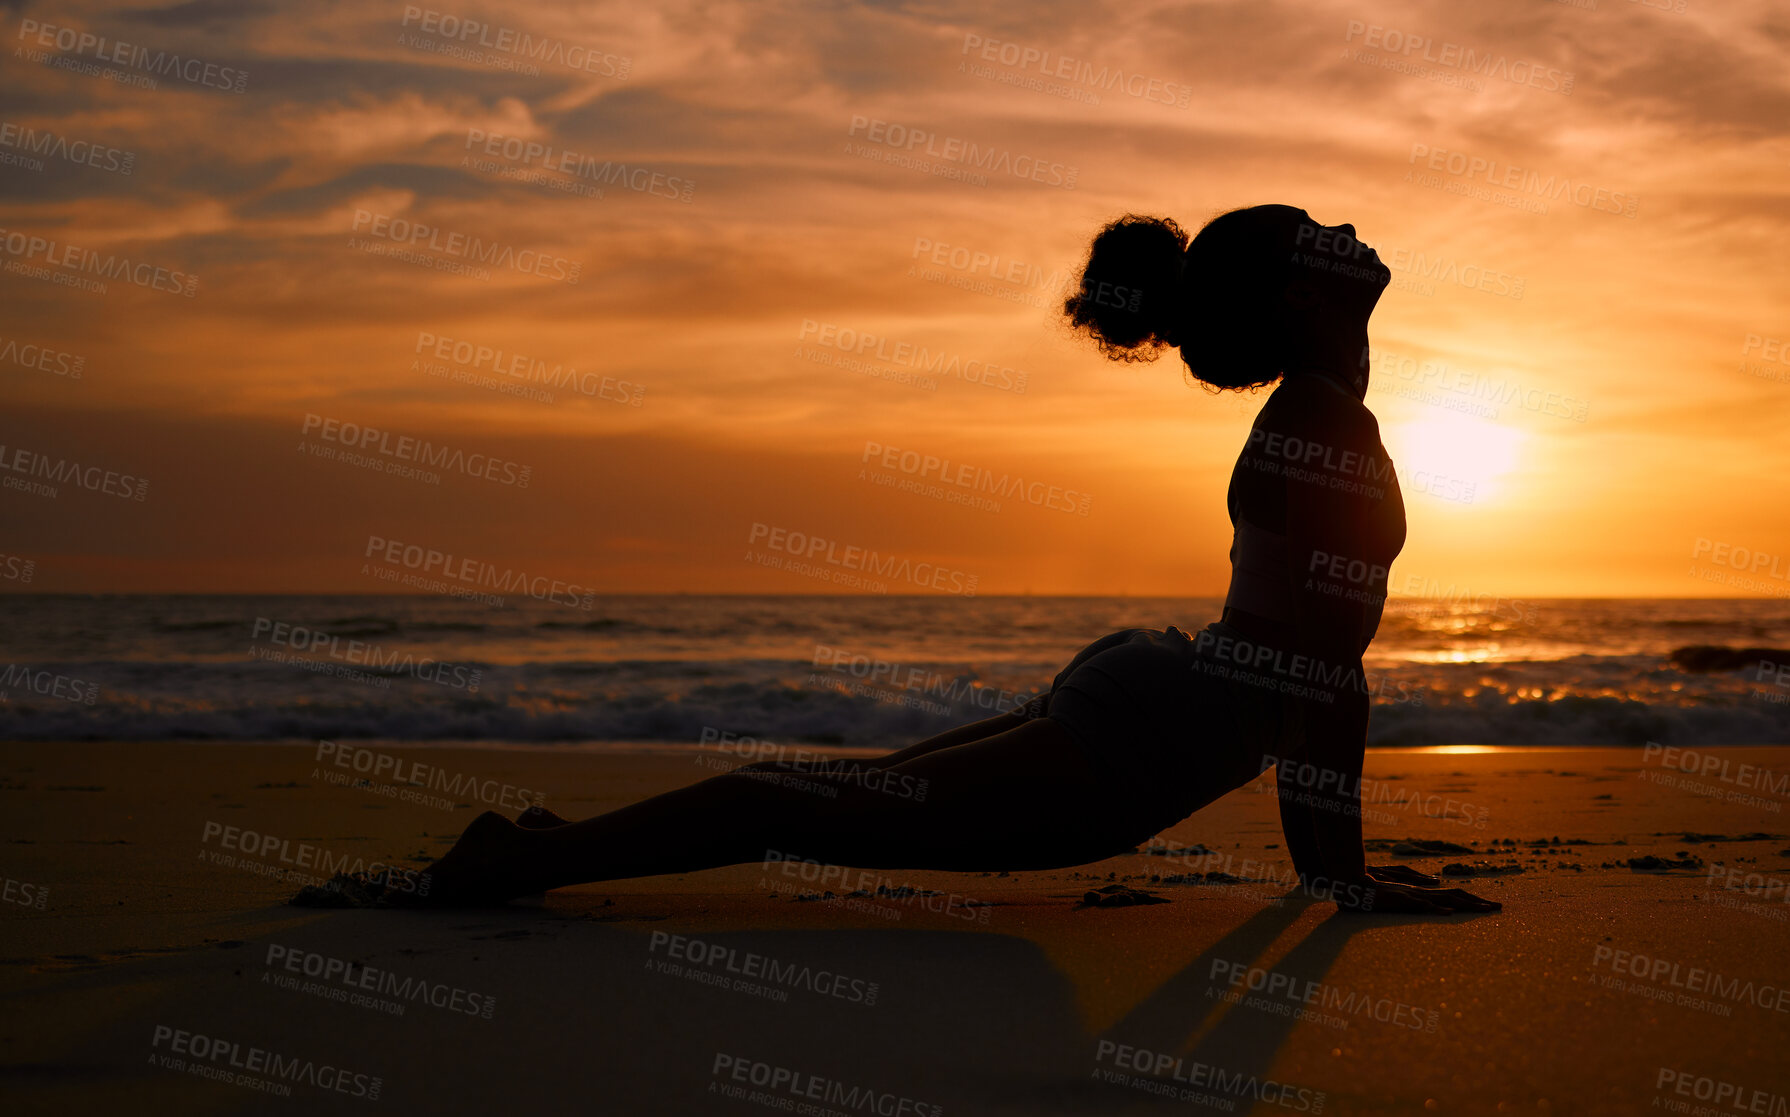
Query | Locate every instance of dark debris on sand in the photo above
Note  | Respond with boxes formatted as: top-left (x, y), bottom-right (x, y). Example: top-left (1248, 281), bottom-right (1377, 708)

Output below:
top-left (1620, 854), bottom-right (1706, 872)
top-left (286, 871), bottom-right (429, 908)
top-left (1381, 839), bottom-right (1474, 857)
top-left (1144, 843), bottom-right (1220, 858)
top-left (1079, 884), bottom-right (1169, 908)
top-left (289, 873), bottom-right (387, 908)
top-left (1441, 861), bottom-right (1525, 877)
top-left (1150, 870), bottom-right (1248, 885)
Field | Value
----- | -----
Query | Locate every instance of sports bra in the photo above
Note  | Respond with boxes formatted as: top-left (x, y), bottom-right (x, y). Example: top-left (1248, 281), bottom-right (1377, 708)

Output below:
top-left (1221, 371), bottom-right (1403, 655)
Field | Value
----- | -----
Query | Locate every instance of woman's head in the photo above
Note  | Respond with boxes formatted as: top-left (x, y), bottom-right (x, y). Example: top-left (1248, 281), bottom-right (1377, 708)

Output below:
top-left (1063, 204), bottom-right (1390, 390)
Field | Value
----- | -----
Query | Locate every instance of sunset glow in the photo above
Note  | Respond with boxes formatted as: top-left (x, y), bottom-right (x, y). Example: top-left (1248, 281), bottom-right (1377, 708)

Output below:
top-left (2, 1), bottom-right (1788, 600)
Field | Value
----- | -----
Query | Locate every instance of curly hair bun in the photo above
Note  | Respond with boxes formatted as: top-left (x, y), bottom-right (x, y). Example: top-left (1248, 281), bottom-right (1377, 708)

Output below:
top-left (1065, 206), bottom-right (1294, 392)
top-left (1061, 214), bottom-right (1188, 363)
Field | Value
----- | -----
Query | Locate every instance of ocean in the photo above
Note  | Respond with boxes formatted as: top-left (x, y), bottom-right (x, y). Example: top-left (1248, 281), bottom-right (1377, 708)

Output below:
top-left (2, 595), bottom-right (1788, 747)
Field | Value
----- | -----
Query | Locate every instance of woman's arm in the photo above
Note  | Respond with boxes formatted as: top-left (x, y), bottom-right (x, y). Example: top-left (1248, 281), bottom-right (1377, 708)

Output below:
top-left (1274, 694), bottom-right (1367, 886)
top-left (1268, 383), bottom-right (1383, 888)
top-left (1267, 384), bottom-right (1499, 912)
top-left (1287, 686), bottom-right (1370, 886)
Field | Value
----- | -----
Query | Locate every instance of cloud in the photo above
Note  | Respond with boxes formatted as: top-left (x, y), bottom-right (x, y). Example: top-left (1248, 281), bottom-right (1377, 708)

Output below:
top-left (2, 0), bottom-right (1788, 593)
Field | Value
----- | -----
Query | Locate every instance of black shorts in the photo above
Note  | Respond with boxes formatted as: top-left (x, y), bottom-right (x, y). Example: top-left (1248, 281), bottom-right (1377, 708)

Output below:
top-left (1019, 622), bottom-right (1306, 832)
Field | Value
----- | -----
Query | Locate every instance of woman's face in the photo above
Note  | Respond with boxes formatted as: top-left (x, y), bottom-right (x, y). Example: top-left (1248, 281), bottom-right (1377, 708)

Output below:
top-left (1261, 204), bottom-right (1392, 309)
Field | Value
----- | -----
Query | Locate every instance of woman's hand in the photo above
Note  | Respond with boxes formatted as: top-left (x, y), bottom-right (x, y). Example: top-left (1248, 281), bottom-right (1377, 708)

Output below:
top-left (1367, 864), bottom-right (1440, 888)
top-left (1332, 879), bottom-right (1502, 914)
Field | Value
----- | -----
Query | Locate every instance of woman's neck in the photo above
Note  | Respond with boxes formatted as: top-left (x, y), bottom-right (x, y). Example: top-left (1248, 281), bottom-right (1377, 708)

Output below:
top-left (1283, 331), bottom-right (1370, 399)
top-left (1284, 365), bottom-right (1365, 401)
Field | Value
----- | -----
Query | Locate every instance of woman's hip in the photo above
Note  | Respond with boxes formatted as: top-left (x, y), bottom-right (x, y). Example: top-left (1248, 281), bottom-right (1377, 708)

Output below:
top-left (1040, 623), bottom-right (1303, 824)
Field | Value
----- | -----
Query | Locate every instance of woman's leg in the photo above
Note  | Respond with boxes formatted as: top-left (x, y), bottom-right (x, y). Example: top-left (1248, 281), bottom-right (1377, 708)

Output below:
top-left (738, 707), bottom-right (1031, 777)
top-left (511, 710), bottom-right (1037, 832)
top-left (732, 630), bottom-right (1147, 783)
top-left (417, 716), bottom-right (1144, 903)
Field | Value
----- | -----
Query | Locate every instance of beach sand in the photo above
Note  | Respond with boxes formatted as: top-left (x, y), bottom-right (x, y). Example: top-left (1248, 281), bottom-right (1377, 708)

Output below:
top-left (4, 741), bottom-right (1789, 1115)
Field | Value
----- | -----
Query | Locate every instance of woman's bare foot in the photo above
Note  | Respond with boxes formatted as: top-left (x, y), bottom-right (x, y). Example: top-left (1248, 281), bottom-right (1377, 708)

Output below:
top-left (392, 810), bottom-right (547, 906)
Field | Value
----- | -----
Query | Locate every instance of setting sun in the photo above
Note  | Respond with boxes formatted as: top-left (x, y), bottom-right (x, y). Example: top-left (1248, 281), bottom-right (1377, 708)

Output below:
top-left (1385, 411), bottom-right (1529, 505)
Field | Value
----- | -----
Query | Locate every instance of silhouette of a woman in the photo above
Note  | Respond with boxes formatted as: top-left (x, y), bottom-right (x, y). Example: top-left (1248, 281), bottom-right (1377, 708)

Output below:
top-left (407, 204), bottom-right (1500, 915)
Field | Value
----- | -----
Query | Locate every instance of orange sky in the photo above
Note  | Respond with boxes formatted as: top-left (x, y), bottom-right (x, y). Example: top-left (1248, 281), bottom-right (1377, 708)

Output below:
top-left (2, 0), bottom-right (1788, 597)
